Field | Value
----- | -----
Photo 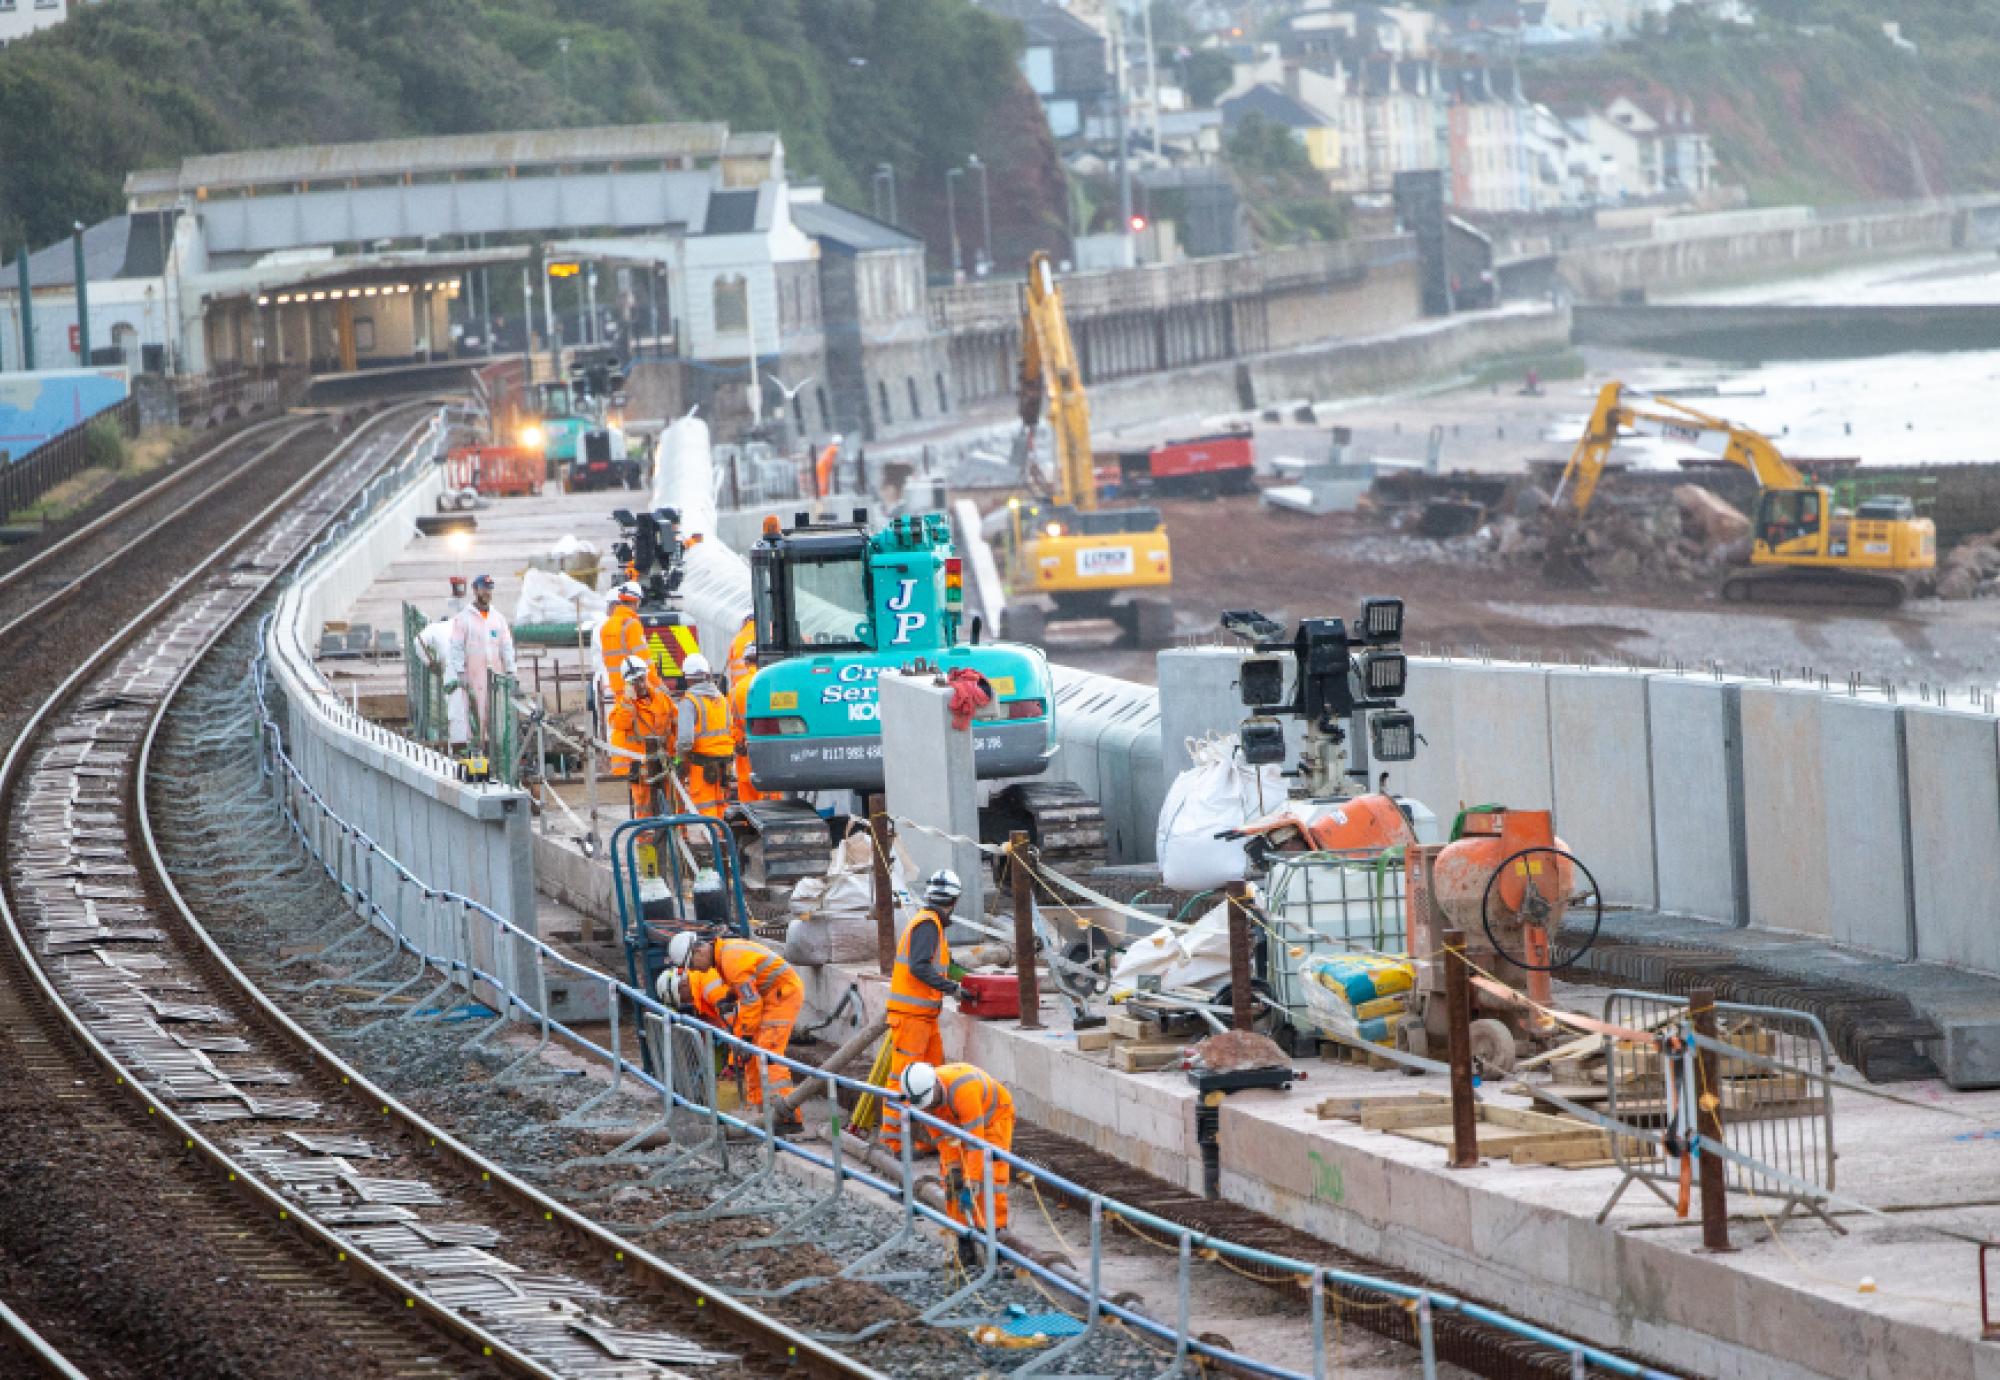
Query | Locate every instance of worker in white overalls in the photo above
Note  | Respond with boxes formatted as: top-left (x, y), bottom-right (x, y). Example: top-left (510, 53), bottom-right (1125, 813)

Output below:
top-left (444, 573), bottom-right (517, 752)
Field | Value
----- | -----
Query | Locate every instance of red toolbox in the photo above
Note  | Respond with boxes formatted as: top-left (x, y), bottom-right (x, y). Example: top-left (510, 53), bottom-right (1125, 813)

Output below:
top-left (956, 973), bottom-right (1021, 1020)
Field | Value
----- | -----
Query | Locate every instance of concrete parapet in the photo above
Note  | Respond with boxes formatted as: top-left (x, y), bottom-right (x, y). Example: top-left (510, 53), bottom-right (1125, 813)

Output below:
top-left (1547, 668), bottom-right (1657, 909)
top-left (1902, 705), bottom-right (2000, 975)
top-left (1646, 675), bottom-right (1748, 926)
top-left (1450, 663), bottom-right (1555, 811)
top-left (1819, 697), bottom-right (1914, 958)
top-left (1739, 685), bottom-right (1832, 939)
top-left (881, 670), bottom-right (985, 920)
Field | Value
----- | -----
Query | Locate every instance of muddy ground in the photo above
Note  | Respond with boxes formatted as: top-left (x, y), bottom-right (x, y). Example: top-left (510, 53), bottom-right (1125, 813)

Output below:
top-left (1047, 491), bottom-right (2000, 693)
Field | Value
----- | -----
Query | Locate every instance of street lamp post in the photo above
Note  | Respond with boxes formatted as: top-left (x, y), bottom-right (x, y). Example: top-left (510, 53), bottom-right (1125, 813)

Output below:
top-left (945, 167), bottom-right (965, 281)
top-left (967, 155), bottom-right (993, 276)
top-left (874, 163), bottom-right (899, 226)
top-left (72, 222), bottom-right (90, 365)
top-left (558, 35), bottom-right (572, 109)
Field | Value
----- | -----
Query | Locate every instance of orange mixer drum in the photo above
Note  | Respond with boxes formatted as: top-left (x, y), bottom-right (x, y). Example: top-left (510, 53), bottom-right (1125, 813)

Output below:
top-left (1236, 794), bottom-right (1416, 856)
top-left (1430, 809), bottom-right (1574, 957)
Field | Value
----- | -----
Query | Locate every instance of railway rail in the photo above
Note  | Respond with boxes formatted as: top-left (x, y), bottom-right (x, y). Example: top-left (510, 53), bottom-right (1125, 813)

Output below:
top-left (0, 403), bottom-right (859, 1379)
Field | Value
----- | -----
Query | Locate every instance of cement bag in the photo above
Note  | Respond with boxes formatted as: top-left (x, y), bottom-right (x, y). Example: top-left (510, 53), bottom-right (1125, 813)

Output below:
top-left (784, 829), bottom-right (917, 966)
top-left (516, 568), bottom-right (602, 630)
top-left (650, 413), bottom-right (718, 539)
top-left (1299, 953), bottom-right (1414, 1041)
top-left (1109, 899), bottom-right (1234, 997)
top-left (1155, 735), bottom-right (1287, 891)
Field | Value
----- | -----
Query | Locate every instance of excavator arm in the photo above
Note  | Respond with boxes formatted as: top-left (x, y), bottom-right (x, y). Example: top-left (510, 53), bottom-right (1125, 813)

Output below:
top-left (1019, 251), bottom-right (1098, 514)
top-left (1556, 381), bottom-right (1808, 515)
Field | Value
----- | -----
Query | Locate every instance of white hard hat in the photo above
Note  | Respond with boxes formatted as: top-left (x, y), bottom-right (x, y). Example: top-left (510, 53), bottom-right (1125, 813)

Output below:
top-left (741, 643), bottom-right (759, 662)
top-left (614, 581), bottom-right (643, 604)
top-left (900, 1061), bottom-right (942, 1109)
top-left (682, 652), bottom-right (713, 679)
top-left (664, 930), bottom-right (699, 968)
top-left (655, 968), bottom-right (684, 1009)
top-left (923, 869), bottom-right (963, 905)
top-left (622, 654), bottom-right (652, 683)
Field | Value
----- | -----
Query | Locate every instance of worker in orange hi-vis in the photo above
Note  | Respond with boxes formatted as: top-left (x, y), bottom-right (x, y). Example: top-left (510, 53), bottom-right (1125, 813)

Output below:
top-left (671, 653), bottom-right (733, 818)
top-left (881, 870), bottom-right (963, 1155)
top-left (608, 655), bottom-right (675, 817)
top-left (657, 966), bottom-right (728, 1027)
top-left (728, 642), bottom-right (770, 803)
top-left (726, 617), bottom-right (757, 688)
top-left (899, 1060), bottom-right (1015, 1257)
top-left (664, 931), bottom-right (803, 1124)
top-left (598, 582), bottom-right (648, 700)
top-left (813, 436), bottom-right (843, 498)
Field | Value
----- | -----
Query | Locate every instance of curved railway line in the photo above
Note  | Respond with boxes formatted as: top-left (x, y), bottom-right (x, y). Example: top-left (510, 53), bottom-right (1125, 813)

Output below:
top-left (0, 403), bottom-right (860, 1379)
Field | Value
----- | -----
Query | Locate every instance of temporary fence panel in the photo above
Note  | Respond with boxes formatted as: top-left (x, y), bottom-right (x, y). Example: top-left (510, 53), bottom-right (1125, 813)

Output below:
top-left (403, 603), bottom-right (447, 744)
top-left (487, 669), bottom-right (523, 786)
top-left (1263, 852), bottom-right (1408, 1044)
top-left (1597, 988), bottom-right (1839, 1232)
top-left (446, 445), bottom-right (543, 497)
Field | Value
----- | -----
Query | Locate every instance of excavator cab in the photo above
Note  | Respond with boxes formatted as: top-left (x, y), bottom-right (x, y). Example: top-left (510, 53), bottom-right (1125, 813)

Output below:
top-left (1755, 487), bottom-right (1825, 555)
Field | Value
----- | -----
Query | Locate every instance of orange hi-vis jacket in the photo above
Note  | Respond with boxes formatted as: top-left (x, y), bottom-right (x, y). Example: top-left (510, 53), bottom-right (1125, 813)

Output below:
top-left (608, 674), bottom-right (675, 778)
top-left (889, 908), bottom-right (951, 1017)
top-left (726, 619), bottom-right (757, 688)
top-left (683, 685), bottom-right (733, 759)
top-left (710, 937), bottom-right (798, 1033)
top-left (685, 968), bottom-right (728, 1026)
top-left (931, 1063), bottom-right (1012, 1148)
top-left (598, 605), bottom-right (648, 696)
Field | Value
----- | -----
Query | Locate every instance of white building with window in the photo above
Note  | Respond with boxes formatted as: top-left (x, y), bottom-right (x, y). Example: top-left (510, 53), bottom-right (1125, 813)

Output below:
top-left (0, 0), bottom-right (68, 48)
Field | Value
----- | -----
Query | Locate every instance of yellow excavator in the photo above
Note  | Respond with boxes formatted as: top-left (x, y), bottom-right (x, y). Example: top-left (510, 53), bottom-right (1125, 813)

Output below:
top-left (999, 252), bottom-right (1174, 645)
top-left (1554, 382), bottom-right (1935, 607)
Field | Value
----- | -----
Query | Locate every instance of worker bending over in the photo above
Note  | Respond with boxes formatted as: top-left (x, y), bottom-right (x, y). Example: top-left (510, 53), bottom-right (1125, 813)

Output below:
top-left (900, 1060), bottom-right (1015, 1249)
top-left (658, 966), bottom-right (728, 1026)
top-left (598, 582), bottom-right (648, 700)
top-left (882, 870), bottom-right (963, 1155)
top-left (609, 655), bottom-right (675, 817)
top-left (728, 642), bottom-right (769, 803)
top-left (665, 931), bottom-right (803, 1121)
top-left (673, 653), bottom-right (733, 818)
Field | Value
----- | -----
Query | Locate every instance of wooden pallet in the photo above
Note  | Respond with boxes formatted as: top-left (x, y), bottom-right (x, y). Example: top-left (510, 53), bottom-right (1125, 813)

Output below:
top-left (1315, 1093), bottom-right (1610, 1166)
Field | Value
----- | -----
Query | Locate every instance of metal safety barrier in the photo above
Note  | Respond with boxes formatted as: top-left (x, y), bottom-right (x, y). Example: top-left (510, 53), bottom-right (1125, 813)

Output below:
top-left (1597, 989), bottom-right (1839, 1232)
top-left (401, 602), bottom-right (448, 745)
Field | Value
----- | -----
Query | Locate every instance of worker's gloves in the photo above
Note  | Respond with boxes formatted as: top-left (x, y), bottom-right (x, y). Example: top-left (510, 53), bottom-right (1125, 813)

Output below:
top-left (443, 679), bottom-right (461, 693)
top-left (944, 1166), bottom-right (966, 1207)
top-left (941, 978), bottom-right (964, 998)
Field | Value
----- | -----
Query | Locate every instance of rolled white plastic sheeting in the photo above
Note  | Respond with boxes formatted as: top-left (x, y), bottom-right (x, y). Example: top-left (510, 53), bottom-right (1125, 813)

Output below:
top-left (649, 413), bottom-right (721, 539)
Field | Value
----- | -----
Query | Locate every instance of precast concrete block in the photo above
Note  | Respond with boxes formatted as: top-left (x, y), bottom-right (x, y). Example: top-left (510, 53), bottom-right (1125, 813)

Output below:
top-left (1450, 663), bottom-right (1554, 810)
top-left (1547, 669), bottom-right (1657, 908)
top-left (1049, 666), bottom-right (1164, 863)
top-left (1903, 706), bottom-right (2000, 973)
top-left (1157, 646), bottom-right (1303, 777)
top-left (880, 671), bottom-right (984, 919)
top-left (1820, 697), bottom-right (1914, 958)
top-left (1647, 676), bottom-right (1749, 926)
top-left (1381, 658), bottom-right (1459, 817)
top-left (1739, 685), bottom-right (1831, 938)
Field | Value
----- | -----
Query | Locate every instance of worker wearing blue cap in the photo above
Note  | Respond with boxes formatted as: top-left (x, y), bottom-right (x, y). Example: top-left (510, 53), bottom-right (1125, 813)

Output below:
top-left (444, 573), bottom-right (517, 751)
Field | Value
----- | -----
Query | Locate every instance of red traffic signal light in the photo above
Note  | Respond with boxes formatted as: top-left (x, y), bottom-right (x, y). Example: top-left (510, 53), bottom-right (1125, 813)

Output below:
top-left (1129, 214), bottom-right (1148, 232)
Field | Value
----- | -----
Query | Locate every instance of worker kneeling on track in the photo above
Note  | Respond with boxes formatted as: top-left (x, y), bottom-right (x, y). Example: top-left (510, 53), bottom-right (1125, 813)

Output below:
top-left (901, 1060), bottom-right (1015, 1253)
top-left (882, 869), bottom-right (964, 1155)
top-left (609, 654), bottom-right (674, 817)
top-left (673, 653), bottom-right (733, 819)
top-left (665, 930), bottom-right (803, 1126)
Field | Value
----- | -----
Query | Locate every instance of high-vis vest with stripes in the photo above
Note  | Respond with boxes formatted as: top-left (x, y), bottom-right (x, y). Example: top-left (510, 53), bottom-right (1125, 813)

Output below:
top-left (889, 909), bottom-right (951, 1017)
top-left (714, 937), bottom-right (794, 1009)
top-left (937, 1064), bottom-right (1008, 1133)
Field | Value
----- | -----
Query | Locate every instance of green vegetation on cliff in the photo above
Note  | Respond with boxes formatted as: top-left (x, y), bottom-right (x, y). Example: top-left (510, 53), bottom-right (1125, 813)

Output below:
top-left (1529, 1), bottom-right (2000, 205)
top-left (0, 0), bottom-right (1067, 270)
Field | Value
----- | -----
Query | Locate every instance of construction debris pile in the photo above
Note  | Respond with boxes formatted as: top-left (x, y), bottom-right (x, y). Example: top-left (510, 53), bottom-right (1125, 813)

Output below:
top-left (1377, 479), bottom-right (1753, 584)
top-left (1927, 532), bottom-right (2000, 600)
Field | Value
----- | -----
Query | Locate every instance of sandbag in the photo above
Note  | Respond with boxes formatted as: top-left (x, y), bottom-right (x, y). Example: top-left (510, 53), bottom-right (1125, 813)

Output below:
top-left (1155, 735), bottom-right (1287, 891)
top-left (516, 567), bottom-right (603, 629)
top-left (784, 829), bottom-right (917, 966)
top-left (1109, 898), bottom-right (1234, 997)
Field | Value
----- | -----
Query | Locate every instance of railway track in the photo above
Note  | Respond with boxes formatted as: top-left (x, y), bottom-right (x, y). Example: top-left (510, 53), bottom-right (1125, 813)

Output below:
top-left (0, 404), bottom-right (864, 1379)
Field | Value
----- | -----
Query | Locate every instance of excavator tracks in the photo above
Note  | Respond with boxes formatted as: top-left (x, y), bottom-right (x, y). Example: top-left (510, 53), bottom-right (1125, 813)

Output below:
top-left (1719, 564), bottom-right (1911, 607)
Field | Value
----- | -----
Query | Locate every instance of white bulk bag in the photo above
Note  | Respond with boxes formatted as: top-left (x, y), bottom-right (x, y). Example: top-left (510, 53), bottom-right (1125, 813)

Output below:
top-left (1155, 735), bottom-right (1286, 892)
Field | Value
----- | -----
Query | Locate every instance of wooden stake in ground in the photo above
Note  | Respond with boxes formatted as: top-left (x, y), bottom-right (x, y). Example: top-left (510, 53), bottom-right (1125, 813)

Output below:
top-left (868, 792), bottom-right (895, 978)
top-left (1010, 829), bottom-right (1042, 1030)
top-left (1443, 928), bottom-right (1481, 1170)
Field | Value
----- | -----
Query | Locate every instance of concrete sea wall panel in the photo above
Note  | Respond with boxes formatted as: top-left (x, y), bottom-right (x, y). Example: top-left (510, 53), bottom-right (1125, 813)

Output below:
top-left (1819, 698), bottom-right (1914, 959)
top-left (1450, 664), bottom-right (1554, 811)
top-left (1547, 670), bottom-right (1656, 909)
top-left (1381, 659), bottom-right (1459, 817)
top-left (881, 671), bottom-right (985, 920)
top-left (1903, 706), bottom-right (2000, 974)
top-left (1646, 676), bottom-right (1748, 925)
top-left (1738, 685), bottom-right (1831, 939)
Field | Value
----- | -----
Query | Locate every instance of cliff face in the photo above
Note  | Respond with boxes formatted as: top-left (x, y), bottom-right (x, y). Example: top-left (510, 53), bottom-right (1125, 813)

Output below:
top-left (1530, 10), bottom-right (2000, 205)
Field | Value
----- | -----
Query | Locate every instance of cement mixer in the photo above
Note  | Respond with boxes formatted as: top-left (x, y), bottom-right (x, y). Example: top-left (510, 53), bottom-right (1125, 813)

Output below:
top-left (1399, 807), bottom-right (1601, 1073)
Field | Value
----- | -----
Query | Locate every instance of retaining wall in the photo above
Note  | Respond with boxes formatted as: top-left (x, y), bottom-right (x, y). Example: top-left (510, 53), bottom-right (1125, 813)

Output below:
top-left (266, 446), bottom-right (539, 999)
